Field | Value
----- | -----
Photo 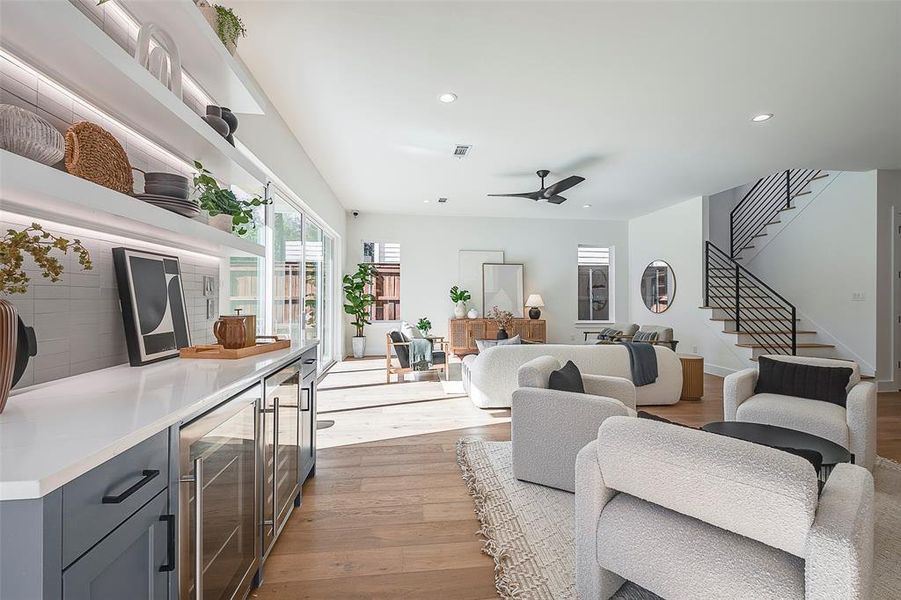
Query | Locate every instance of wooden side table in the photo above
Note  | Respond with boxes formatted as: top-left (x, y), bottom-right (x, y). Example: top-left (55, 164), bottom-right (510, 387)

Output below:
top-left (678, 354), bottom-right (704, 401)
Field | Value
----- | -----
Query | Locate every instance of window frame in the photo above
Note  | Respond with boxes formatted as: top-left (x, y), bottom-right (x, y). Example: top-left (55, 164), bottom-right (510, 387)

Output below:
top-left (362, 241), bottom-right (401, 323)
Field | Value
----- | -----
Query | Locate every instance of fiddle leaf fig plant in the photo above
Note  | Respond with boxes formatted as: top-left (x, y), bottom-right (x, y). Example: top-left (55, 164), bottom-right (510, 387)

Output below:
top-left (343, 263), bottom-right (377, 338)
top-left (0, 223), bottom-right (93, 295)
top-left (193, 160), bottom-right (269, 236)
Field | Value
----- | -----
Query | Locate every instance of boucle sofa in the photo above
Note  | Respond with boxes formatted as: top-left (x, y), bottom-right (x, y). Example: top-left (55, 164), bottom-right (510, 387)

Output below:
top-left (512, 356), bottom-right (636, 492)
top-left (724, 355), bottom-right (877, 471)
top-left (462, 344), bottom-right (682, 408)
top-left (576, 416), bottom-right (875, 600)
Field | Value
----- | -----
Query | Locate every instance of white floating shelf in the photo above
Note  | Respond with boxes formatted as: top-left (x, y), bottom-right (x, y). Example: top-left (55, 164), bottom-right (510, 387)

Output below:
top-left (122, 0), bottom-right (267, 115)
top-left (0, 150), bottom-right (265, 258)
top-left (0, 0), bottom-right (268, 194)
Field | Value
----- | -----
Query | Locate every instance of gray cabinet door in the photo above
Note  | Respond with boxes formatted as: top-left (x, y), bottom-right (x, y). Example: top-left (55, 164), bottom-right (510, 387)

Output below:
top-left (63, 490), bottom-right (170, 600)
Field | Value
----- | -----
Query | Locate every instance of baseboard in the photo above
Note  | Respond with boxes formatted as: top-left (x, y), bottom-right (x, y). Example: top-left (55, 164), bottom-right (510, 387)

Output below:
top-left (878, 379), bottom-right (899, 392)
top-left (704, 362), bottom-right (740, 378)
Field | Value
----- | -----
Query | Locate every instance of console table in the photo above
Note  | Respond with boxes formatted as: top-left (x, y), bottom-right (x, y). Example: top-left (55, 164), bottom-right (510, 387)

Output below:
top-left (449, 318), bottom-right (546, 356)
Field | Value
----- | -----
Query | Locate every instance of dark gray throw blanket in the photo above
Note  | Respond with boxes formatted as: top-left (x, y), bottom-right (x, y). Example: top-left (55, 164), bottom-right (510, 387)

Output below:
top-left (620, 342), bottom-right (658, 386)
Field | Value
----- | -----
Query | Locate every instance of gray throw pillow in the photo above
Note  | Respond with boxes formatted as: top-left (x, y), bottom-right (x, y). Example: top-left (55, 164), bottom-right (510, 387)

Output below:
top-left (401, 321), bottom-right (424, 339)
top-left (475, 339), bottom-right (496, 352)
top-left (633, 330), bottom-right (659, 343)
top-left (597, 327), bottom-right (623, 341)
top-left (497, 335), bottom-right (521, 346)
top-left (548, 360), bottom-right (585, 394)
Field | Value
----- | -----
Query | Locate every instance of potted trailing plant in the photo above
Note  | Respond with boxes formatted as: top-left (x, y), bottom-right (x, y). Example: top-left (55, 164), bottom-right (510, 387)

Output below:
top-left (449, 285), bottom-right (471, 319)
top-left (193, 160), bottom-right (269, 236)
top-left (0, 223), bottom-right (92, 412)
top-left (487, 306), bottom-right (514, 340)
top-left (416, 317), bottom-right (432, 337)
top-left (196, 1), bottom-right (247, 55)
top-left (343, 263), bottom-right (377, 358)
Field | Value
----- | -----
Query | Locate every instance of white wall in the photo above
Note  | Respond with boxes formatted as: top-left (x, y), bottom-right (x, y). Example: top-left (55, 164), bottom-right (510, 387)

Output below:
top-left (876, 170), bottom-right (901, 389)
top-left (343, 213), bottom-right (629, 355)
top-left (629, 197), bottom-right (750, 375)
top-left (744, 171), bottom-right (878, 371)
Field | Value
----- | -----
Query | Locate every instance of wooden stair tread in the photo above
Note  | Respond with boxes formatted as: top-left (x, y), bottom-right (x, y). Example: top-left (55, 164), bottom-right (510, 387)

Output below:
top-left (710, 317), bottom-right (800, 322)
top-left (736, 342), bottom-right (834, 349)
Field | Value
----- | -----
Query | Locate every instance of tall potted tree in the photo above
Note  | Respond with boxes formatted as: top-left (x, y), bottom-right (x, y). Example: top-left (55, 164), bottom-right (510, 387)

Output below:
top-left (343, 263), bottom-right (377, 358)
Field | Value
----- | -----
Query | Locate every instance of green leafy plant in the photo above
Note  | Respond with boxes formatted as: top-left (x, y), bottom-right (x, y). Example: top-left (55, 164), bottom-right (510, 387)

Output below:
top-left (193, 161), bottom-right (269, 236)
top-left (449, 285), bottom-right (471, 303)
top-left (0, 223), bottom-right (93, 295)
top-left (213, 5), bottom-right (247, 47)
top-left (343, 263), bottom-right (377, 338)
top-left (487, 306), bottom-right (514, 331)
top-left (416, 317), bottom-right (432, 336)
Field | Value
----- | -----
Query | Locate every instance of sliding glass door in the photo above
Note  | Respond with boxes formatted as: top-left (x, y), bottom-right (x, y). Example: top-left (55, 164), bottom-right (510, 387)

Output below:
top-left (271, 193), bottom-right (304, 341)
top-left (303, 220), bottom-right (322, 346)
top-left (320, 234), bottom-right (335, 364)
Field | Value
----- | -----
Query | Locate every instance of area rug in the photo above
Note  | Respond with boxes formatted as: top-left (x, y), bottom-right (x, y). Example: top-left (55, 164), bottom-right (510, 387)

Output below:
top-left (456, 438), bottom-right (901, 600)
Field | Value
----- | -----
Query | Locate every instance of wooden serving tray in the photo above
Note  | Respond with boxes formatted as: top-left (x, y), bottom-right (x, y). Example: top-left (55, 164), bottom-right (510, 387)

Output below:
top-left (179, 337), bottom-right (290, 359)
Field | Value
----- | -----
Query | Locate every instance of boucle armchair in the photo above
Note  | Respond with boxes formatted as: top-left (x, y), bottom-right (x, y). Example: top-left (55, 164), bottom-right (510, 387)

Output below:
top-left (511, 356), bottom-right (636, 492)
top-left (576, 416), bottom-right (875, 600)
top-left (724, 355), bottom-right (877, 471)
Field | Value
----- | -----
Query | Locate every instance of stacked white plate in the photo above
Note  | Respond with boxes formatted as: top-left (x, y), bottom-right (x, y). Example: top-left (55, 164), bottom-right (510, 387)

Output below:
top-left (136, 172), bottom-right (200, 217)
top-left (135, 193), bottom-right (201, 217)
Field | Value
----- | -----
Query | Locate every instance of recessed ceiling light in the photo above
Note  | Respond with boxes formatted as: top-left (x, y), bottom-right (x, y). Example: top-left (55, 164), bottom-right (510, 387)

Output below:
top-left (423, 199), bottom-right (430, 203)
top-left (751, 113), bottom-right (774, 122)
top-left (438, 92), bottom-right (457, 103)
top-left (583, 204), bottom-right (592, 208)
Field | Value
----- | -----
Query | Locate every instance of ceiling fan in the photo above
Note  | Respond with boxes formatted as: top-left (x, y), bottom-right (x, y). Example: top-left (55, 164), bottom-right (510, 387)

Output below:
top-left (488, 170), bottom-right (586, 204)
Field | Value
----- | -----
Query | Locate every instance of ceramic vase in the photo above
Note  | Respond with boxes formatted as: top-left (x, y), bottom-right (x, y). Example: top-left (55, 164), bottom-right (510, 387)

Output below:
top-left (220, 107), bottom-right (238, 146)
top-left (0, 104), bottom-right (65, 165)
top-left (454, 301), bottom-right (467, 319)
top-left (351, 336), bottom-right (366, 359)
top-left (0, 299), bottom-right (18, 413)
top-left (496, 327), bottom-right (508, 340)
top-left (203, 105), bottom-right (229, 138)
top-left (467, 308), bottom-right (478, 319)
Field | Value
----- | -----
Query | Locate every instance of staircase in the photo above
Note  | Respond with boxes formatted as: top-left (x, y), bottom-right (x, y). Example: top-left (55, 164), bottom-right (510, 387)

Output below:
top-left (703, 169), bottom-right (836, 361)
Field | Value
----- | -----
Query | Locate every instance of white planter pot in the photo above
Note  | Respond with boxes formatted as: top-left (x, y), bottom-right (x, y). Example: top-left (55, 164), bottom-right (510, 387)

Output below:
top-left (351, 336), bottom-right (366, 359)
top-left (209, 214), bottom-right (233, 232)
top-left (467, 308), bottom-right (479, 319)
top-left (453, 301), bottom-right (467, 319)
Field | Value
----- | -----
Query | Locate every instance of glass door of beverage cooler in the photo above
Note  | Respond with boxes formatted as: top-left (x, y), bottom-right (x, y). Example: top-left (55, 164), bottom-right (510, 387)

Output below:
top-left (179, 383), bottom-right (260, 600)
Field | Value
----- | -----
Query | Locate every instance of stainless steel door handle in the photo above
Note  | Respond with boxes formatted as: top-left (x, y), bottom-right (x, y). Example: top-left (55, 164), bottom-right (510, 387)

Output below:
top-left (272, 396), bottom-right (279, 531)
top-left (193, 456), bottom-right (204, 600)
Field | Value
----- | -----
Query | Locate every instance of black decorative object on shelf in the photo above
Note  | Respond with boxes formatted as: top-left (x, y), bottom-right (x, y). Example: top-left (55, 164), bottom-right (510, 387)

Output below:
top-left (203, 105), bottom-right (229, 138)
top-left (220, 107), bottom-right (238, 146)
top-left (496, 328), bottom-right (508, 340)
top-left (113, 248), bottom-right (192, 366)
top-left (529, 307), bottom-right (541, 319)
top-left (11, 315), bottom-right (37, 387)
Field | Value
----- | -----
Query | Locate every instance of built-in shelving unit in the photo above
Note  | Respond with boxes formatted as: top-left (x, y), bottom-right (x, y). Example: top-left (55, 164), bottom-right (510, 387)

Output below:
top-left (0, 150), bottom-right (265, 257)
top-left (0, 0), bottom-right (267, 194)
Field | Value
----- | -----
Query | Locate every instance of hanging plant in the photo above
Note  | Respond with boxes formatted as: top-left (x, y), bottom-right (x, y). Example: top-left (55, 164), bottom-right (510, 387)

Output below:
top-left (0, 223), bottom-right (93, 295)
top-left (193, 160), bottom-right (269, 236)
top-left (212, 5), bottom-right (247, 48)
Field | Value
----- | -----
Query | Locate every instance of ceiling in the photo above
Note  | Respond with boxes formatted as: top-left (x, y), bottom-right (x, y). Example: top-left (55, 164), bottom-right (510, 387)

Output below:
top-left (232, 1), bottom-right (901, 220)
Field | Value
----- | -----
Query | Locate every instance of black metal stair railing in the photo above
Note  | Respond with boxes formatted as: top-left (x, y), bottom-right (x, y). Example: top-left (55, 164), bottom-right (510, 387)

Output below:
top-left (730, 169), bottom-right (822, 258)
top-left (705, 241), bottom-right (797, 355)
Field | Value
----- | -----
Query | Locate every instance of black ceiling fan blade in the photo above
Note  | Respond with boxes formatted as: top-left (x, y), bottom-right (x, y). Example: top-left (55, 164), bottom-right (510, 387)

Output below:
top-left (487, 191), bottom-right (543, 200)
top-left (547, 195), bottom-right (567, 204)
top-left (543, 175), bottom-right (585, 197)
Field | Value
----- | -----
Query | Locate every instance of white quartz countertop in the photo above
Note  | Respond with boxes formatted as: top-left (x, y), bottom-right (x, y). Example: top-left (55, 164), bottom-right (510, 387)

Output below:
top-left (0, 343), bottom-right (316, 501)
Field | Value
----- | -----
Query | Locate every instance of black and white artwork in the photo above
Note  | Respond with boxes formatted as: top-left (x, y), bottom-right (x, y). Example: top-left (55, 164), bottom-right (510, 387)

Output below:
top-left (113, 248), bottom-right (191, 366)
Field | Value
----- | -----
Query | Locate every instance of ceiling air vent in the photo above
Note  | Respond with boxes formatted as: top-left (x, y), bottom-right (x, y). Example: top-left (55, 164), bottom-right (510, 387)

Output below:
top-left (438, 197), bottom-right (448, 203)
top-left (453, 144), bottom-right (471, 158)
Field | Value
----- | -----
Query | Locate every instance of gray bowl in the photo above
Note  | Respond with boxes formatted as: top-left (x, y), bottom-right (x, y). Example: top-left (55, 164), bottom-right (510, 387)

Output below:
top-left (144, 182), bottom-right (189, 198)
top-left (144, 172), bottom-right (189, 186)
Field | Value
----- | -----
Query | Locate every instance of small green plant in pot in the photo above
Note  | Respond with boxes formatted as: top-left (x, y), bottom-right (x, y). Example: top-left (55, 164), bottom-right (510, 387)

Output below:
top-left (343, 263), bottom-right (377, 358)
top-left (449, 285), bottom-right (471, 319)
top-left (416, 317), bottom-right (432, 337)
top-left (194, 1), bottom-right (247, 54)
top-left (193, 161), bottom-right (269, 237)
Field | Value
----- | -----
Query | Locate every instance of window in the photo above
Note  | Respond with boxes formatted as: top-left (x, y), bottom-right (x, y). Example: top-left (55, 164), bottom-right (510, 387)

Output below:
top-left (578, 245), bottom-right (612, 321)
top-left (362, 241), bottom-right (400, 321)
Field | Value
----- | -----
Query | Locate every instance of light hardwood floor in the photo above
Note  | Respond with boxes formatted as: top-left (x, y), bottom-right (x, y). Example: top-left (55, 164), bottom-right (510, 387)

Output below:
top-left (251, 358), bottom-right (901, 600)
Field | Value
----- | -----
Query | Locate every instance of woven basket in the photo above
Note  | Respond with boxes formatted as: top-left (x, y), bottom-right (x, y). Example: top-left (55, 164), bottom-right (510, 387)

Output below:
top-left (0, 104), bottom-right (65, 165)
top-left (64, 121), bottom-right (133, 194)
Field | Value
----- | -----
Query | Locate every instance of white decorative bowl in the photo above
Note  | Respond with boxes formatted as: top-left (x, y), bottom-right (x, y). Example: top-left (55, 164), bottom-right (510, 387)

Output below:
top-left (0, 104), bottom-right (65, 165)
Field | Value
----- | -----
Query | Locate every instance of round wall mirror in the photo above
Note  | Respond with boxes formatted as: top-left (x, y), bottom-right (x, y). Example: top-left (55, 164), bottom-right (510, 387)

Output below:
top-left (640, 260), bottom-right (675, 313)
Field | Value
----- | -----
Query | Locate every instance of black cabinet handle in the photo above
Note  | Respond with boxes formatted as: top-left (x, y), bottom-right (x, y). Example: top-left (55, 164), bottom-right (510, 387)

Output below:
top-left (101, 469), bottom-right (159, 504)
top-left (303, 358), bottom-right (316, 365)
top-left (159, 514), bottom-right (176, 572)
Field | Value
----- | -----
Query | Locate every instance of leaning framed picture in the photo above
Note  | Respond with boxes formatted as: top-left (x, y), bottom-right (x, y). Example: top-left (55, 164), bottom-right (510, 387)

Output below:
top-left (482, 263), bottom-right (524, 317)
top-left (113, 248), bottom-right (191, 366)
